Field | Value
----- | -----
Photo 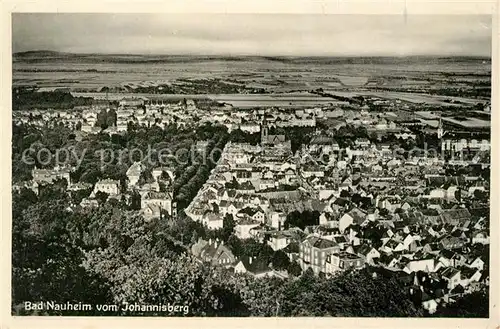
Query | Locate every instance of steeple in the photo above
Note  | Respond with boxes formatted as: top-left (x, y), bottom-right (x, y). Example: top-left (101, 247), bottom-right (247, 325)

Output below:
top-left (261, 118), bottom-right (268, 145)
top-left (437, 116), bottom-right (444, 139)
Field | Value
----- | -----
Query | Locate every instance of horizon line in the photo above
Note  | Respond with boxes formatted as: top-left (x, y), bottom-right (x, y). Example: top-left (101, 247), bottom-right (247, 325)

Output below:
top-left (13, 50), bottom-right (492, 59)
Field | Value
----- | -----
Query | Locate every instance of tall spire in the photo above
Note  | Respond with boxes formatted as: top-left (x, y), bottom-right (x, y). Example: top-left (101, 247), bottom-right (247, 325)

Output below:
top-left (437, 116), bottom-right (444, 139)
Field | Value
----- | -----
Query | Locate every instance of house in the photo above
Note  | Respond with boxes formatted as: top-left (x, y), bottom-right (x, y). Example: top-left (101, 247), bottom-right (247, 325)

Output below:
top-left (466, 256), bottom-right (485, 271)
top-left (68, 182), bottom-right (93, 192)
top-left (235, 218), bottom-right (261, 239)
top-left (282, 241), bottom-right (300, 262)
top-left (31, 167), bottom-right (71, 185)
top-left (355, 244), bottom-right (381, 265)
top-left (234, 256), bottom-right (287, 279)
top-left (141, 191), bottom-right (173, 216)
top-left (460, 267), bottom-right (482, 288)
top-left (267, 231), bottom-right (292, 251)
top-left (152, 166), bottom-right (176, 182)
top-left (299, 235), bottom-right (340, 274)
top-left (440, 208), bottom-right (471, 226)
top-left (319, 212), bottom-right (339, 228)
top-left (79, 197), bottom-right (99, 208)
top-left (142, 203), bottom-right (162, 219)
top-left (237, 207), bottom-right (266, 223)
top-left (202, 211), bottom-right (224, 230)
top-left (404, 256), bottom-right (436, 273)
top-left (439, 267), bottom-right (461, 290)
top-left (324, 252), bottom-right (364, 276)
top-left (127, 162), bottom-right (144, 187)
top-left (471, 230), bottom-right (489, 245)
top-left (354, 138), bottom-right (370, 148)
top-left (440, 235), bottom-right (466, 250)
top-left (191, 238), bottom-right (236, 267)
top-left (339, 207), bottom-right (367, 233)
top-left (91, 179), bottom-right (120, 197)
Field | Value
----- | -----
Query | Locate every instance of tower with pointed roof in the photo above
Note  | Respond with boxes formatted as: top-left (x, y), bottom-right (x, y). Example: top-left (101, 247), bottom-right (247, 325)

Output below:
top-left (437, 116), bottom-right (444, 139)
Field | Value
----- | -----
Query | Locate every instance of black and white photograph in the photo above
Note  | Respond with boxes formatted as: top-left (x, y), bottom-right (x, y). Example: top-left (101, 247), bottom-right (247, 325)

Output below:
top-left (6, 7), bottom-right (496, 322)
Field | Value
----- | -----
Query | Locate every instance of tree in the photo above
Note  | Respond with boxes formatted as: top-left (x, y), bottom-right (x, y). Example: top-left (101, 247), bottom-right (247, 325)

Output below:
top-left (288, 261), bottom-right (302, 277)
top-left (129, 191), bottom-right (142, 210)
top-left (271, 250), bottom-right (291, 271)
top-left (284, 210), bottom-right (320, 230)
top-left (106, 108), bottom-right (117, 127)
top-left (221, 214), bottom-right (235, 242)
top-left (96, 108), bottom-right (109, 129)
top-left (432, 290), bottom-right (488, 318)
top-left (95, 191), bottom-right (109, 205)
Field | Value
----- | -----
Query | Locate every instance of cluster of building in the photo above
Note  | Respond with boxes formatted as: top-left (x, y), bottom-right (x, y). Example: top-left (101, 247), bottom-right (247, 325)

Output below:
top-left (13, 94), bottom-right (491, 313)
top-left (12, 98), bottom-right (200, 134)
top-left (13, 160), bottom-right (177, 220)
top-left (184, 118), bottom-right (490, 314)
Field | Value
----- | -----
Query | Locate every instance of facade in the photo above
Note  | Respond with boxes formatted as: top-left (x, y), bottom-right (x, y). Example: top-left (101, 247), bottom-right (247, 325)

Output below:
top-left (324, 252), bottom-right (365, 275)
top-left (299, 235), bottom-right (340, 274)
top-left (91, 179), bottom-right (120, 196)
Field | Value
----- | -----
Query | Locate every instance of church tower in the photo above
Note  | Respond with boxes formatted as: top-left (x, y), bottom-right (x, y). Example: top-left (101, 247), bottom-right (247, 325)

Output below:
top-left (261, 119), bottom-right (268, 145)
top-left (437, 117), bottom-right (444, 139)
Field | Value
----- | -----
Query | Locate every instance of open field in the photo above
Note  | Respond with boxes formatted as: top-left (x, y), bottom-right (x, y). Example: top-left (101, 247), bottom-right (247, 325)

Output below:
top-left (14, 52), bottom-right (491, 107)
top-left (70, 91), bottom-right (346, 108)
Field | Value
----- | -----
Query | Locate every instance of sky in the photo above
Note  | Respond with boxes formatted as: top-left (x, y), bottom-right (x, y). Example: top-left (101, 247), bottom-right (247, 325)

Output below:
top-left (12, 13), bottom-right (492, 57)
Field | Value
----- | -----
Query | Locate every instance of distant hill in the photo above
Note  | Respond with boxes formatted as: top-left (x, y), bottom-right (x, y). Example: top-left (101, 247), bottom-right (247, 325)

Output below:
top-left (13, 50), bottom-right (70, 57)
top-left (12, 50), bottom-right (491, 65)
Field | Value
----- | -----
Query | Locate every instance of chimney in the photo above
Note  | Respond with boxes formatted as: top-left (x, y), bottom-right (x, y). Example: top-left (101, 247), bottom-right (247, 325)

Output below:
top-left (214, 239), bottom-right (218, 249)
top-left (249, 256), bottom-right (253, 264)
top-left (209, 238), bottom-right (212, 245)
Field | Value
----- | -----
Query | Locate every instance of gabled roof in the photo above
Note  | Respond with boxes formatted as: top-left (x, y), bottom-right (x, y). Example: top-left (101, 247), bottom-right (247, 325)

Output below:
top-left (346, 207), bottom-right (367, 225)
top-left (238, 256), bottom-right (272, 275)
top-left (440, 208), bottom-right (471, 224)
top-left (439, 267), bottom-right (460, 279)
top-left (303, 235), bottom-right (339, 250)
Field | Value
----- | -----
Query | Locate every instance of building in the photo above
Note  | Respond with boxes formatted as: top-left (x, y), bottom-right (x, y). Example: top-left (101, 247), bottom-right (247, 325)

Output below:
top-left (126, 162), bottom-right (144, 187)
top-left (235, 217), bottom-right (261, 239)
top-left (119, 98), bottom-right (145, 107)
top-left (31, 167), bottom-right (71, 185)
top-left (91, 179), bottom-right (120, 197)
top-left (141, 191), bottom-right (173, 216)
top-left (234, 256), bottom-right (287, 279)
top-left (324, 252), bottom-right (365, 276)
top-left (299, 235), bottom-right (340, 274)
top-left (191, 238), bottom-right (236, 268)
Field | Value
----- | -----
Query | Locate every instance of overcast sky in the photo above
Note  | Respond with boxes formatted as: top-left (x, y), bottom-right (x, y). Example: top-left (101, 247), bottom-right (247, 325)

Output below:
top-left (12, 13), bottom-right (492, 56)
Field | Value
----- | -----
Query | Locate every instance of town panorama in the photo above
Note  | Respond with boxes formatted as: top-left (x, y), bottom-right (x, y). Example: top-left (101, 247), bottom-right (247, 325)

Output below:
top-left (11, 16), bottom-right (491, 318)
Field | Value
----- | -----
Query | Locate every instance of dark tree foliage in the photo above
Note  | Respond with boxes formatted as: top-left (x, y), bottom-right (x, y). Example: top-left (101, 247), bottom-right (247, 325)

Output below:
top-left (284, 210), bottom-right (320, 230)
top-left (431, 290), bottom-right (488, 318)
top-left (12, 87), bottom-right (94, 111)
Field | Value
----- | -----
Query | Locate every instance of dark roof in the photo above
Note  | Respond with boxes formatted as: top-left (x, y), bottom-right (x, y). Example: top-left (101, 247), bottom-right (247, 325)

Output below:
top-left (439, 267), bottom-right (460, 279)
top-left (450, 284), bottom-right (465, 294)
top-left (303, 235), bottom-right (339, 250)
top-left (346, 207), bottom-right (367, 225)
top-left (333, 198), bottom-right (350, 207)
top-left (440, 249), bottom-right (456, 259)
top-left (460, 267), bottom-right (480, 279)
top-left (238, 207), bottom-right (261, 217)
top-left (440, 208), bottom-right (472, 225)
top-left (282, 241), bottom-right (300, 254)
top-left (238, 256), bottom-right (272, 275)
top-left (426, 176), bottom-right (465, 188)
